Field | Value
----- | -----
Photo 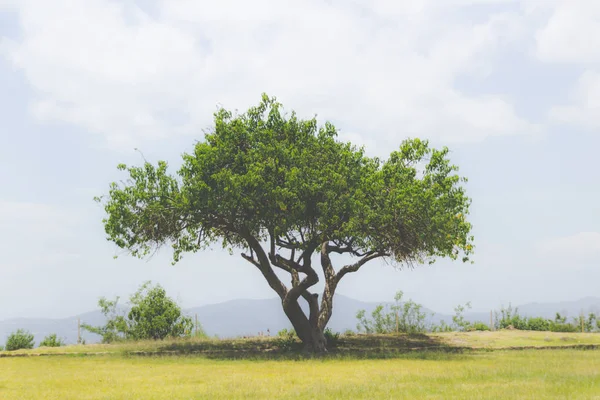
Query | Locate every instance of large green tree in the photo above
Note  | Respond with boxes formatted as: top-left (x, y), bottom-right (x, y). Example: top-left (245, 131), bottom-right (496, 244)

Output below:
top-left (97, 94), bottom-right (473, 352)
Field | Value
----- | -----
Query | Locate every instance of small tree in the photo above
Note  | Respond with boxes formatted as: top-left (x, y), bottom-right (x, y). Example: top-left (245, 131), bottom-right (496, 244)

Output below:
top-left (81, 297), bottom-right (129, 343)
top-left (97, 94), bottom-right (474, 352)
top-left (39, 334), bottom-right (65, 347)
top-left (452, 302), bottom-right (472, 331)
top-left (127, 282), bottom-right (193, 340)
top-left (82, 281), bottom-right (193, 342)
top-left (5, 329), bottom-right (35, 351)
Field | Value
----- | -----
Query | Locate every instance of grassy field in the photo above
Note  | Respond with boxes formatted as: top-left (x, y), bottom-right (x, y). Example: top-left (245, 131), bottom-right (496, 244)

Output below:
top-left (1, 332), bottom-right (599, 399)
top-left (1, 350), bottom-right (599, 399)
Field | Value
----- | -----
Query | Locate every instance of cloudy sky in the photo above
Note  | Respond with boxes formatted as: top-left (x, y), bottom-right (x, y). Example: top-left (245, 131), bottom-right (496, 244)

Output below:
top-left (1, 0), bottom-right (599, 320)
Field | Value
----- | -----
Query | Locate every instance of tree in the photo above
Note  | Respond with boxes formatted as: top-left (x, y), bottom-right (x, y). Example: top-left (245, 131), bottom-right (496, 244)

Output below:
top-left (82, 281), bottom-right (193, 342)
top-left (5, 329), bottom-right (35, 351)
top-left (97, 94), bottom-right (474, 352)
top-left (127, 281), bottom-right (193, 340)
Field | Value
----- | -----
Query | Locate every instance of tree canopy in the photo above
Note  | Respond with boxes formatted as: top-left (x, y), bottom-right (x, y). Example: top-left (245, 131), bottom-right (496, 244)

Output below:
top-left (97, 94), bottom-right (474, 352)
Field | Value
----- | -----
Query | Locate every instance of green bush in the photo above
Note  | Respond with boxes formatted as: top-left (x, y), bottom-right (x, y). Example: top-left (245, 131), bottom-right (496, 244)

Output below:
top-left (39, 333), bottom-right (65, 347)
top-left (496, 304), bottom-right (529, 330)
top-left (526, 317), bottom-right (550, 331)
top-left (5, 329), bottom-right (35, 351)
top-left (356, 291), bottom-right (429, 334)
top-left (277, 328), bottom-right (297, 338)
top-left (275, 328), bottom-right (298, 351)
top-left (549, 322), bottom-right (578, 332)
top-left (431, 320), bottom-right (454, 332)
top-left (470, 322), bottom-right (490, 331)
top-left (324, 328), bottom-right (340, 347)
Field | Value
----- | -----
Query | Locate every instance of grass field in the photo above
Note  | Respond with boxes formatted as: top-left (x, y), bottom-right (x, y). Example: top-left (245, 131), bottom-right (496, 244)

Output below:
top-left (1, 332), bottom-right (599, 399)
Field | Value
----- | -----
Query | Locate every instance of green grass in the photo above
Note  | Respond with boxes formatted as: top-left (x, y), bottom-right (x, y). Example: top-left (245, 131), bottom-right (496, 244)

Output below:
top-left (1, 349), bottom-right (599, 399)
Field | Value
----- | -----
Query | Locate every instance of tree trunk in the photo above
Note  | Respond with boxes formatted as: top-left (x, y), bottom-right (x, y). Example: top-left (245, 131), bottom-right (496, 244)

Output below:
top-left (282, 298), bottom-right (328, 353)
top-left (304, 325), bottom-right (327, 353)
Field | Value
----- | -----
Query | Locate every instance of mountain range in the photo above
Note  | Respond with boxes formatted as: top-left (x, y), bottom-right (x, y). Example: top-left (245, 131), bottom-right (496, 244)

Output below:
top-left (1, 295), bottom-right (599, 346)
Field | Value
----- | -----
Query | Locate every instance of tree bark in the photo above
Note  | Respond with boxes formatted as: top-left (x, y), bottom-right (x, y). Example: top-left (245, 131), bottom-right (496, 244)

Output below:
top-left (282, 299), bottom-right (327, 353)
top-left (240, 235), bottom-right (384, 354)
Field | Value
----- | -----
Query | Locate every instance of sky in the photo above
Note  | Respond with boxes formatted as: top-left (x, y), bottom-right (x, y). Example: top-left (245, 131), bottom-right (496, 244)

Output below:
top-left (0, 0), bottom-right (599, 320)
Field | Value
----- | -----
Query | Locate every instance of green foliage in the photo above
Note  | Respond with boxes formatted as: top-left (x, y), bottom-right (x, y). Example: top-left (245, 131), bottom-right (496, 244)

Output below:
top-left (81, 297), bottom-right (129, 343)
top-left (525, 317), bottom-right (550, 332)
top-left (324, 328), bottom-right (340, 347)
top-left (275, 328), bottom-right (298, 351)
top-left (494, 307), bottom-right (591, 332)
top-left (356, 291), bottom-right (429, 334)
top-left (127, 281), bottom-right (193, 340)
top-left (5, 329), bottom-right (35, 351)
top-left (452, 302), bottom-right (472, 331)
top-left (39, 334), bottom-right (65, 347)
top-left (0, 344), bottom-right (4, 351)
top-left (431, 320), bottom-right (454, 333)
top-left (82, 281), bottom-right (194, 343)
top-left (548, 313), bottom-right (578, 333)
top-left (97, 93), bottom-right (473, 272)
top-left (496, 304), bottom-right (528, 330)
top-left (470, 322), bottom-right (490, 331)
top-left (277, 328), bottom-right (297, 338)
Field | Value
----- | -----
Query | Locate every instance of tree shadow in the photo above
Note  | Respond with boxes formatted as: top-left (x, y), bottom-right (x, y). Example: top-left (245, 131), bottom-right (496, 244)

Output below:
top-left (145, 334), bottom-right (473, 361)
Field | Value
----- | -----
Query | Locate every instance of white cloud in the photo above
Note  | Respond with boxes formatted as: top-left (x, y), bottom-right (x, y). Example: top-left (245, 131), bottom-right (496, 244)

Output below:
top-left (535, 0), bottom-right (600, 64)
top-left (549, 70), bottom-right (600, 129)
top-left (1, 0), bottom-right (536, 150)
top-left (536, 232), bottom-right (600, 266)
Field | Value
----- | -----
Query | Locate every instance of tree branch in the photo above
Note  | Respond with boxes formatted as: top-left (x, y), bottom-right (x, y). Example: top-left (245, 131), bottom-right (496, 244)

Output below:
top-left (241, 252), bottom-right (261, 269)
top-left (336, 252), bottom-right (388, 283)
top-left (240, 229), bottom-right (288, 300)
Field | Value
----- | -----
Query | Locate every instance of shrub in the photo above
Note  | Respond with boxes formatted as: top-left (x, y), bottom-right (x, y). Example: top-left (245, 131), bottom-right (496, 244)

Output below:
top-left (324, 328), bottom-right (340, 347)
top-left (470, 321), bottom-right (490, 331)
top-left (356, 291), bottom-right (429, 334)
top-left (549, 322), bottom-right (578, 332)
top-left (5, 329), bottom-right (35, 351)
top-left (275, 328), bottom-right (298, 351)
top-left (0, 345), bottom-right (4, 351)
top-left (39, 333), bottom-right (65, 347)
top-left (343, 329), bottom-right (356, 337)
top-left (277, 328), bottom-right (297, 338)
top-left (496, 304), bottom-right (528, 330)
top-left (431, 320), bottom-right (454, 332)
top-left (526, 317), bottom-right (550, 331)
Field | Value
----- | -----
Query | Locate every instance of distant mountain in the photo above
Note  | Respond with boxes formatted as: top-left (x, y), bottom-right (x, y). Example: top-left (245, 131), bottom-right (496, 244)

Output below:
top-left (511, 297), bottom-right (600, 319)
top-left (1, 296), bottom-right (599, 346)
top-left (185, 294), bottom-right (444, 338)
top-left (0, 309), bottom-right (108, 346)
